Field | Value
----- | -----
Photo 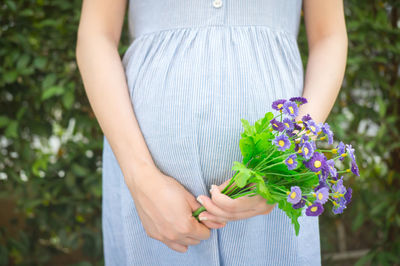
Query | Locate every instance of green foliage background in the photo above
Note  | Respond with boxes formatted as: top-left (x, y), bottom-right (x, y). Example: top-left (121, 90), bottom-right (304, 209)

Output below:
top-left (0, 0), bottom-right (399, 265)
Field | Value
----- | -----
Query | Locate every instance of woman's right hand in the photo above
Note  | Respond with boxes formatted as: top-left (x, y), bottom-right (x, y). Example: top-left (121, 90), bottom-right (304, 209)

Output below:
top-left (125, 165), bottom-right (225, 253)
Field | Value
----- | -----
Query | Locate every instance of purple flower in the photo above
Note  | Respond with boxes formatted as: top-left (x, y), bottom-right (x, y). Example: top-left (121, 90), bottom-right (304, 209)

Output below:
top-left (300, 141), bottom-right (314, 160)
top-left (294, 123), bottom-right (302, 131)
top-left (285, 129), bottom-right (296, 137)
top-left (344, 187), bottom-right (352, 204)
top-left (289, 97), bottom-right (308, 106)
top-left (270, 118), bottom-right (285, 132)
top-left (336, 141), bottom-right (346, 161)
top-left (282, 101), bottom-right (299, 118)
top-left (314, 187), bottom-right (329, 204)
top-left (326, 159), bottom-right (337, 177)
top-left (305, 152), bottom-right (327, 173)
top-left (321, 123), bottom-right (334, 145)
top-left (285, 154), bottom-right (298, 170)
top-left (294, 142), bottom-right (301, 153)
top-left (292, 196), bottom-right (307, 209)
top-left (314, 180), bottom-right (329, 191)
top-left (272, 99), bottom-right (286, 111)
top-left (351, 160), bottom-right (360, 176)
top-left (299, 134), bottom-right (309, 145)
top-left (287, 186), bottom-right (302, 204)
top-left (273, 135), bottom-right (291, 151)
top-left (306, 202), bottom-right (324, 216)
top-left (331, 172), bottom-right (339, 181)
top-left (282, 118), bottom-right (294, 131)
top-left (319, 167), bottom-right (330, 182)
top-left (332, 198), bottom-right (347, 214)
top-left (346, 144), bottom-right (356, 162)
top-left (305, 120), bottom-right (321, 135)
top-left (332, 176), bottom-right (347, 195)
top-left (311, 140), bottom-right (317, 151)
top-left (302, 114), bottom-right (312, 123)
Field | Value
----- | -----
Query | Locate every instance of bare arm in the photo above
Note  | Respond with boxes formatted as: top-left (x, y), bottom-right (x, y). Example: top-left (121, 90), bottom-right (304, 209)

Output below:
top-left (298, 0), bottom-right (348, 123)
top-left (75, 0), bottom-right (217, 253)
top-left (75, 0), bottom-right (155, 180)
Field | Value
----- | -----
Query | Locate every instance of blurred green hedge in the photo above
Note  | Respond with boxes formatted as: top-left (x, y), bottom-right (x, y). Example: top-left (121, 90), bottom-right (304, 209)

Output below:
top-left (0, 0), bottom-right (399, 265)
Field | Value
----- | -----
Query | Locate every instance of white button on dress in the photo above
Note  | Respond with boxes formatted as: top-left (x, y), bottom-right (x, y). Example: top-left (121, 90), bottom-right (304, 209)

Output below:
top-left (212, 0), bottom-right (222, 8)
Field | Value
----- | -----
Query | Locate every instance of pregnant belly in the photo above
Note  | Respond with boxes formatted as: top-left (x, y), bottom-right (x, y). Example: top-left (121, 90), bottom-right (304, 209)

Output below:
top-left (122, 28), bottom-right (304, 188)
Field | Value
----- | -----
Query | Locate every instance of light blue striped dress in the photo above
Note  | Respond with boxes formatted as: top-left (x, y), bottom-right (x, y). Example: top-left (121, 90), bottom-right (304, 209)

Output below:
top-left (102, 0), bottom-right (321, 265)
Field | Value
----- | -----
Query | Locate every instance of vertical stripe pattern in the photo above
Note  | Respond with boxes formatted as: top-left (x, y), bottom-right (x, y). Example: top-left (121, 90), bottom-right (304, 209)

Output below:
top-left (102, 0), bottom-right (321, 265)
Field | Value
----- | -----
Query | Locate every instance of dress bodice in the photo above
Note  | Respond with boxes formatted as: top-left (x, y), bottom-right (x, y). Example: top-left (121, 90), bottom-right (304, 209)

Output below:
top-left (126, 0), bottom-right (303, 40)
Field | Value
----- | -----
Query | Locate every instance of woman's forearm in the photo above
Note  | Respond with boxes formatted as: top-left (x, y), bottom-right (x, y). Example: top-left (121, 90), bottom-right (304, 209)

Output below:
top-left (297, 33), bottom-right (348, 123)
top-left (76, 34), bottom-right (156, 182)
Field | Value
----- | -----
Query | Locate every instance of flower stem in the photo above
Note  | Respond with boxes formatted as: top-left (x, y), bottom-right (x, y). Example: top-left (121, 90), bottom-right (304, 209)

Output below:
top-left (192, 206), bottom-right (206, 219)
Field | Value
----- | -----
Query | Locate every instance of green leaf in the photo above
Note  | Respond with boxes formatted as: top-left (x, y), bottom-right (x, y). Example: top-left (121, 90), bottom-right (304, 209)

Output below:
top-left (255, 112), bottom-right (274, 133)
top-left (278, 199), bottom-right (302, 236)
top-left (5, 121), bottom-right (18, 138)
top-left (239, 136), bottom-right (255, 162)
top-left (63, 90), bottom-right (75, 109)
top-left (0, 116), bottom-right (10, 128)
top-left (232, 161), bottom-right (252, 188)
top-left (42, 86), bottom-right (64, 100)
top-left (249, 172), bottom-right (274, 201)
top-left (240, 118), bottom-right (256, 137)
top-left (3, 71), bottom-right (17, 83)
top-left (253, 131), bottom-right (273, 154)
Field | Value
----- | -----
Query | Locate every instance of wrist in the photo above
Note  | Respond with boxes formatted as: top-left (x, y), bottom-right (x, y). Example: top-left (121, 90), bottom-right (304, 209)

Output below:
top-left (123, 161), bottom-right (162, 191)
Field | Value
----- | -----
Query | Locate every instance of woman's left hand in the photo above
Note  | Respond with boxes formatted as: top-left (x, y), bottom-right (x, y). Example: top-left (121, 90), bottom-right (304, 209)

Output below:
top-left (196, 178), bottom-right (276, 225)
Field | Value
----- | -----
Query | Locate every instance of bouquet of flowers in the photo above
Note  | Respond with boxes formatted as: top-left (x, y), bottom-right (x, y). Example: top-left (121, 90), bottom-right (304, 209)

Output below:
top-left (192, 97), bottom-right (358, 236)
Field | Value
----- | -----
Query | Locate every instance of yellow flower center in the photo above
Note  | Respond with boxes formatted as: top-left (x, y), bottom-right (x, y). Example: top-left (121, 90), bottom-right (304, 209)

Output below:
top-left (277, 104), bottom-right (283, 109)
top-left (290, 192), bottom-right (297, 199)
top-left (273, 123), bottom-right (278, 128)
top-left (318, 193), bottom-right (323, 200)
top-left (285, 123), bottom-right (289, 128)
top-left (311, 206), bottom-right (318, 212)
top-left (289, 106), bottom-right (294, 114)
top-left (310, 126), bottom-right (316, 132)
top-left (304, 147), bottom-right (309, 155)
top-left (331, 149), bottom-right (338, 154)
top-left (278, 140), bottom-right (285, 147)
top-left (314, 160), bottom-right (321, 168)
top-left (287, 158), bottom-right (293, 164)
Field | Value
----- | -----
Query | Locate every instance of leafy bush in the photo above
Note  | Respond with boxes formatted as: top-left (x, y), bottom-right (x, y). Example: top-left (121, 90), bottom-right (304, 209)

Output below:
top-left (0, 1), bottom-right (128, 264)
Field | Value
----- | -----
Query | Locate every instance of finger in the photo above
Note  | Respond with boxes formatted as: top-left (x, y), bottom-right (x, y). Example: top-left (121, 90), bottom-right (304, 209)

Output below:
top-left (189, 216), bottom-right (211, 241)
top-left (199, 208), bottom-right (257, 223)
top-left (197, 194), bottom-right (236, 220)
top-left (199, 211), bottom-right (228, 224)
top-left (164, 239), bottom-right (188, 253)
top-left (183, 236), bottom-right (201, 246)
top-left (198, 214), bottom-right (227, 229)
top-left (210, 185), bottom-right (257, 213)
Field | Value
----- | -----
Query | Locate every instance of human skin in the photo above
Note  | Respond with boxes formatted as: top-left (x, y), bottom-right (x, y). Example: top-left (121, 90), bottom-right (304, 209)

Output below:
top-left (75, 0), bottom-right (226, 254)
top-left (196, 0), bottom-right (348, 224)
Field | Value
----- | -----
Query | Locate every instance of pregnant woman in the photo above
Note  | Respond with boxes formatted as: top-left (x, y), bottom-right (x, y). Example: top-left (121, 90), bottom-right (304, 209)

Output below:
top-left (76, 0), bottom-right (347, 265)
